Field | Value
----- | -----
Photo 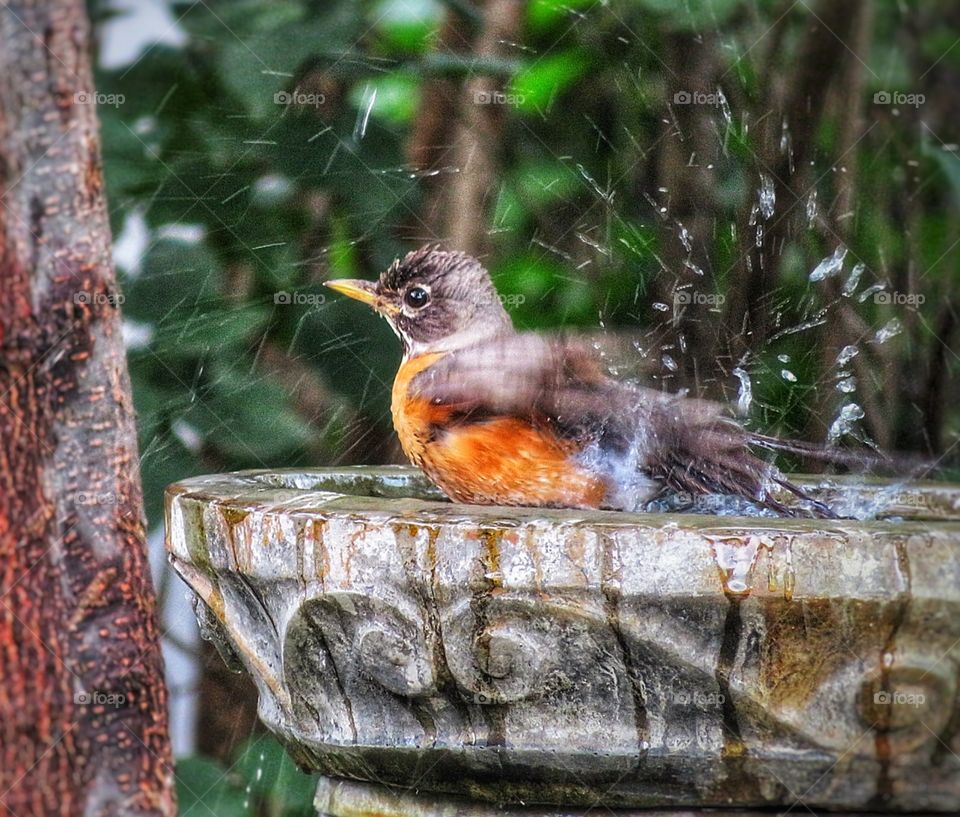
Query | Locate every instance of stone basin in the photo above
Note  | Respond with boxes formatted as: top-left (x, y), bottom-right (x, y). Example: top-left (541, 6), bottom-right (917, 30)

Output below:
top-left (164, 467), bottom-right (960, 815)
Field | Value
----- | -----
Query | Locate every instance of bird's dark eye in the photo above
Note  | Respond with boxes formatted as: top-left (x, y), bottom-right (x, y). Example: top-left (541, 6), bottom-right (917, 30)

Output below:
top-left (404, 286), bottom-right (430, 309)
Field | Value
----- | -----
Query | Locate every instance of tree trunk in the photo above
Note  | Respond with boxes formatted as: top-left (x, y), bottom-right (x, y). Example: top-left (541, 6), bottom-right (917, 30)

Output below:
top-left (408, 0), bottom-right (523, 254)
top-left (655, 31), bottom-right (723, 393)
top-left (0, 2), bottom-right (176, 815)
top-left (723, 0), bottom-right (860, 351)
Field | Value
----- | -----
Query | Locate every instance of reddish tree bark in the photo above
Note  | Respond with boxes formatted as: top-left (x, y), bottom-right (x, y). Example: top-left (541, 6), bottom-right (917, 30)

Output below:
top-left (0, 2), bottom-right (176, 815)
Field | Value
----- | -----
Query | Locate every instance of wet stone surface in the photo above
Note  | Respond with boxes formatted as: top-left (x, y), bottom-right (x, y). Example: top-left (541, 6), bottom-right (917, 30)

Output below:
top-left (165, 466), bottom-right (960, 813)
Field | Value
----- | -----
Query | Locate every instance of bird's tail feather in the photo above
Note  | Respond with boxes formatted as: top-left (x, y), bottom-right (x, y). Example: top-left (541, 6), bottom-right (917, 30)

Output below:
top-left (748, 432), bottom-right (935, 478)
top-left (652, 413), bottom-right (840, 518)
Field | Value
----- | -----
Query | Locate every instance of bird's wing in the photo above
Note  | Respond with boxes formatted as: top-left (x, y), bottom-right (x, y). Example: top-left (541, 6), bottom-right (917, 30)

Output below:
top-left (408, 332), bottom-right (629, 440)
top-left (410, 332), bottom-right (836, 517)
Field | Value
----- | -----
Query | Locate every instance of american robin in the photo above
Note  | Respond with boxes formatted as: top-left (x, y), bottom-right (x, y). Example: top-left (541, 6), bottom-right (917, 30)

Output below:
top-left (326, 246), bottom-right (844, 518)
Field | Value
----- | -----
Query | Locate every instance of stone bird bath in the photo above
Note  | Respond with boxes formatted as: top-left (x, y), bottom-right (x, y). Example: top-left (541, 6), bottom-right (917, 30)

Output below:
top-left (165, 467), bottom-right (960, 816)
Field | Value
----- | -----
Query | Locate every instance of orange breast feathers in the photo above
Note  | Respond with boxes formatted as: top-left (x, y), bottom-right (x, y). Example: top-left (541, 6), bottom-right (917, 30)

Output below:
top-left (391, 353), bottom-right (607, 508)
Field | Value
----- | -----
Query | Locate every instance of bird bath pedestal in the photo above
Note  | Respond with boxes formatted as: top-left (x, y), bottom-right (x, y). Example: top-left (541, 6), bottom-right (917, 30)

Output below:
top-left (165, 467), bottom-right (960, 816)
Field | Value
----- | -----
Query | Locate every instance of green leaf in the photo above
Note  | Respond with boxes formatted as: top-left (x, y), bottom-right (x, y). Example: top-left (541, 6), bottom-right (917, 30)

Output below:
top-left (923, 143), bottom-right (960, 209)
top-left (139, 432), bottom-right (205, 529)
top-left (175, 756), bottom-right (250, 817)
top-left (148, 305), bottom-right (269, 359)
top-left (373, 0), bottom-right (443, 53)
top-left (216, 6), bottom-right (363, 119)
top-left (348, 74), bottom-right (421, 126)
top-left (187, 362), bottom-right (315, 461)
top-left (514, 161), bottom-right (581, 208)
top-left (492, 182), bottom-right (526, 232)
top-left (123, 238), bottom-right (224, 322)
top-left (233, 734), bottom-right (318, 815)
top-left (635, 0), bottom-right (743, 31)
top-left (526, 0), bottom-right (597, 34)
top-left (509, 50), bottom-right (591, 112)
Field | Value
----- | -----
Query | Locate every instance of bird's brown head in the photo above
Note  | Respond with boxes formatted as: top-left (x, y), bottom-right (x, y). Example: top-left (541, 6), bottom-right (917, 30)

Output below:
top-left (325, 246), bottom-right (513, 355)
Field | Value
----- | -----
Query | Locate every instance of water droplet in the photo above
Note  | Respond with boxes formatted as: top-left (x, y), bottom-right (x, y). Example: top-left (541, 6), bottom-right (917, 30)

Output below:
top-left (662, 354), bottom-right (678, 372)
top-left (710, 535), bottom-right (762, 596)
top-left (858, 283), bottom-right (885, 303)
top-left (781, 369), bottom-right (797, 382)
top-left (783, 564), bottom-right (796, 601)
top-left (577, 163), bottom-right (613, 203)
top-left (809, 245), bottom-right (847, 282)
top-left (777, 354), bottom-right (790, 363)
top-left (353, 85), bottom-right (377, 141)
top-left (717, 88), bottom-right (732, 127)
top-left (652, 302), bottom-right (669, 312)
top-left (806, 190), bottom-right (818, 226)
top-left (780, 120), bottom-right (791, 154)
top-left (874, 318), bottom-right (902, 344)
top-left (732, 367), bottom-right (752, 415)
top-left (836, 344), bottom-right (859, 366)
top-left (842, 261), bottom-right (865, 296)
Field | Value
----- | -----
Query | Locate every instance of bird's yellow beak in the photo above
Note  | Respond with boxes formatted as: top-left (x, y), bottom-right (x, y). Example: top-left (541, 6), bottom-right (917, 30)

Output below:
top-left (323, 278), bottom-right (379, 308)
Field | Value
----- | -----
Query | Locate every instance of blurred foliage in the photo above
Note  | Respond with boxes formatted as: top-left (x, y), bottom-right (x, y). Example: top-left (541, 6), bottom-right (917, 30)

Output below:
top-left (85, 0), bottom-right (960, 526)
top-left (176, 734), bottom-right (317, 816)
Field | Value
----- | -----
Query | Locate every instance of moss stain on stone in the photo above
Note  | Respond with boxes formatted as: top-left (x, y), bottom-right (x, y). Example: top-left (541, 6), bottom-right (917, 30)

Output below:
top-left (184, 500), bottom-right (212, 572)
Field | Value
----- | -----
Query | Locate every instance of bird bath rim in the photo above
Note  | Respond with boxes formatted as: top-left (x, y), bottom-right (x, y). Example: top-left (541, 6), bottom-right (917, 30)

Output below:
top-left (164, 466), bottom-right (960, 813)
top-left (164, 464), bottom-right (960, 529)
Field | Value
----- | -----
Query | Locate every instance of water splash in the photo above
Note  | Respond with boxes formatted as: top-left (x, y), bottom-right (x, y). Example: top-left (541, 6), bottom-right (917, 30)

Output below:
top-left (732, 367), bottom-right (752, 415)
top-left (825, 478), bottom-right (922, 521)
top-left (758, 174), bottom-right (776, 219)
top-left (809, 245), bottom-right (847, 282)
top-left (828, 403), bottom-right (865, 445)
top-left (769, 315), bottom-right (828, 341)
top-left (577, 163), bottom-right (613, 204)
